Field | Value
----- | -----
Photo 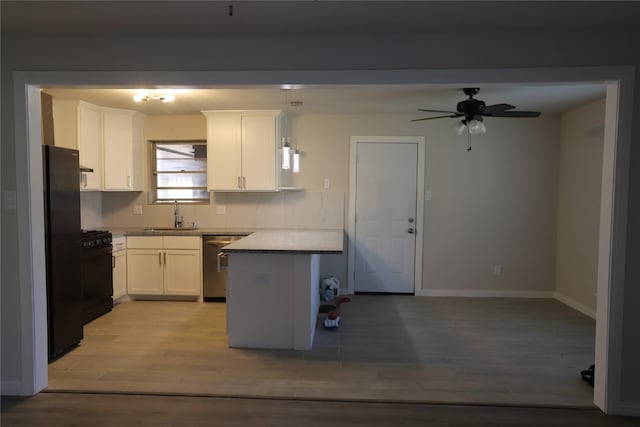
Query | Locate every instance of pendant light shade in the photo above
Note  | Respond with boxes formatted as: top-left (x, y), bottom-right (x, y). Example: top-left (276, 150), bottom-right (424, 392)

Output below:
top-left (292, 149), bottom-right (300, 173)
top-left (282, 137), bottom-right (291, 170)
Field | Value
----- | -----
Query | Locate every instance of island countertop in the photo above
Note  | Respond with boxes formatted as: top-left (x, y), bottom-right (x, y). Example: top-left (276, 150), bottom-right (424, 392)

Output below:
top-left (222, 229), bottom-right (343, 254)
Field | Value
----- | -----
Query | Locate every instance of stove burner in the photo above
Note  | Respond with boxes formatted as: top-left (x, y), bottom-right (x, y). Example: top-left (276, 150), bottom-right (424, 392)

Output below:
top-left (81, 230), bottom-right (112, 249)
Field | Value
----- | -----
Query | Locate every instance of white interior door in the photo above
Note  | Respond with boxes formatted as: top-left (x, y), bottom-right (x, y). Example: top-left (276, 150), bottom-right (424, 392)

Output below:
top-left (354, 142), bottom-right (418, 293)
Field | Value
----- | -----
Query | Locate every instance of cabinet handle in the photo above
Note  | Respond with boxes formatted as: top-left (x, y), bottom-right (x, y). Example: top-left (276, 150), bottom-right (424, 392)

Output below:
top-left (237, 176), bottom-right (242, 189)
top-left (164, 252), bottom-right (167, 265)
top-left (159, 252), bottom-right (162, 265)
top-left (242, 176), bottom-right (247, 189)
top-left (128, 175), bottom-right (132, 188)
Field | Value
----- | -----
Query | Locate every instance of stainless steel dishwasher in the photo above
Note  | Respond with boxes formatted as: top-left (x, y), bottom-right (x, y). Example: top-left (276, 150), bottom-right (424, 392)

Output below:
top-left (202, 235), bottom-right (245, 302)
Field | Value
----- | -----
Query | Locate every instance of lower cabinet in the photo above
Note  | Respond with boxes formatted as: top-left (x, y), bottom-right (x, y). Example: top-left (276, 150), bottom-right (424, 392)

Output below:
top-left (112, 249), bottom-right (127, 299)
top-left (127, 236), bottom-right (202, 297)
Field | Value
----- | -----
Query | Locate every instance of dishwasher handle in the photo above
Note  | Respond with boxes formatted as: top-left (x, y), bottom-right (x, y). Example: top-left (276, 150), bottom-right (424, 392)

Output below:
top-left (217, 251), bottom-right (229, 272)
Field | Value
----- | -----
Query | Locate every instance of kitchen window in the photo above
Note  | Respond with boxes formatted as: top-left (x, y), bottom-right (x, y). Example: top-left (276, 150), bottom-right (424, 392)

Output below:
top-left (151, 140), bottom-right (209, 204)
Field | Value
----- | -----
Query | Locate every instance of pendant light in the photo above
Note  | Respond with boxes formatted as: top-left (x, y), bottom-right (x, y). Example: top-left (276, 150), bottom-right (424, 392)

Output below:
top-left (281, 87), bottom-right (302, 173)
top-left (281, 89), bottom-right (291, 170)
top-left (292, 149), bottom-right (300, 173)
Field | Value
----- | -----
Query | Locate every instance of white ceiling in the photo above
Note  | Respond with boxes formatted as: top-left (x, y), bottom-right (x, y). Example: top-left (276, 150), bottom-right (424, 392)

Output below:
top-left (43, 84), bottom-right (606, 116)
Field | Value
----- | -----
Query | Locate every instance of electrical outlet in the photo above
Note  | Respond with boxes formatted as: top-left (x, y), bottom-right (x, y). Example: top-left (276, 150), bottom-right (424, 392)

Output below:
top-left (323, 178), bottom-right (330, 190)
top-left (424, 191), bottom-right (432, 201)
top-left (216, 205), bottom-right (226, 215)
top-left (493, 265), bottom-right (502, 276)
top-left (132, 205), bottom-right (143, 215)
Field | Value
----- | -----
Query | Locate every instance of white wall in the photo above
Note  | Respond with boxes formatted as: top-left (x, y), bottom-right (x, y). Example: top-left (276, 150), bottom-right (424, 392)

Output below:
top-left (2, 29), bottom-right (639, 411)
top-left (555, 99), bottom-right (606, 318)
top-left (100, 112), bottom-right (562, 295)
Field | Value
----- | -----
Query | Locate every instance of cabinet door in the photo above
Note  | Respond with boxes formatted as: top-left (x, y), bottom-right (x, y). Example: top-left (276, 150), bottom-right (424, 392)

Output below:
top-left (127, 250), bottom-right (164, 295)
top-left (163, 249), bottom-right (201, 296)
top-left (103, 110), bottom-right (134, 191)
top-left (77, 102), bottom-right (103, 191)
top-left (241, 114), bottom-right (278, 191)
top-left (206, 113), bottom-right (242, 191)
top-left (112, 250), bottom-right (127, 299)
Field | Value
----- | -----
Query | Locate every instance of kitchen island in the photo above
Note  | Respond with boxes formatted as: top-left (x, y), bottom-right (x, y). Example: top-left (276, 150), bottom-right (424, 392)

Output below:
top-left (222, 229), bottom-right (343, 350)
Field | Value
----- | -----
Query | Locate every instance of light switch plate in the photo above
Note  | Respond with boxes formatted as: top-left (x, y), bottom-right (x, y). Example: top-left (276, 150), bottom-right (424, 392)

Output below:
top-left (133, 205), bottom-right (143, 215)
top-left (323, 178), bottom-right (331, 190)
top-left (216, 205), bottom-right (226, 215)
top-left (4, 191), bottom-right (16, 210)
top-left (424, 191), bottom-right (432, 201)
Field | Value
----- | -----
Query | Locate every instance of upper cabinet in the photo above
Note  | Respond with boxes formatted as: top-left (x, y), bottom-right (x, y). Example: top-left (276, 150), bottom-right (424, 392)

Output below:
top-left (102, 108), bottom-right (144, 191)
top-left (77, 101), bottom-right (103, 190)
top-left (203, 110), bottom-right (282, 192)
top-left (74, 101), bottom-right (144, 192)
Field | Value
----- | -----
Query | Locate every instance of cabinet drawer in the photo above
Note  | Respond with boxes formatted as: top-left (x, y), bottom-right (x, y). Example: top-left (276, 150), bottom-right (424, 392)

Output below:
top-left (163, 236), bottom-right (201, 250)
top-left (127, 236), bottom-right (163, 249)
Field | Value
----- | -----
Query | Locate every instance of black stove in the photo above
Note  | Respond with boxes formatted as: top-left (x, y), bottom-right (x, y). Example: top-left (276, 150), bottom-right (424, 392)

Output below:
top-left (81, 229), bottom-right (112, 249)
top-left (81, 229), bottom-right (113, 324)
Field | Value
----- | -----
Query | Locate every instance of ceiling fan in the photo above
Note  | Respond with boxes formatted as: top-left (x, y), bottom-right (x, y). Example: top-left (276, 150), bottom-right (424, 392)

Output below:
top-left (412, 88), bottom-right (541, 135)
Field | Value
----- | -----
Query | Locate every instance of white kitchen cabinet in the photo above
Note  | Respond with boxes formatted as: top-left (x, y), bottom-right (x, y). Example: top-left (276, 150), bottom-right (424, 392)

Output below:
top-left (112, 237), bottom-right (127, 300)
top-left (203, 110), bottom-right (281, 191)
top-left (126, 236), bottom-right (201, 297)
top-left (77, 101), bottom-right (103, 191)
top-left (102, 108), bottom-right (144, 191)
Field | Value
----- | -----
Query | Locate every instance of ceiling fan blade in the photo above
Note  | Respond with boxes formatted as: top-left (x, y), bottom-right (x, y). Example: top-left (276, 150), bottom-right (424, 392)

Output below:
top-left (486, 111), bottom-right (541, 118)
top-left (482, 103), bottom-right (515, 115)
top-left (411, 114), bottom-right (461, 122)
top-left (417, 108), bottom-right (459, 114)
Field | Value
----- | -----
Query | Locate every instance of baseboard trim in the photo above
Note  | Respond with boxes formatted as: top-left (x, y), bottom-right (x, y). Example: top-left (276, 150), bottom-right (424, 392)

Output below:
top-left (416, 289), bottom-right (555, 298)
top-left (553, 292), bottom-right (596, 319)
top-left (617, 403), bottom-right (640, 417)
top-left (1, 380), bottom-right (24, 396)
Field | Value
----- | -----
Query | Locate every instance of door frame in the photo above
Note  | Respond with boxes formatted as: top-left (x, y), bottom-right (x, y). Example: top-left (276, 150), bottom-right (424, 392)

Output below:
top-left (347, 136), bottom-right (426, 295)
top-left (7, 66), bottom-right (633, 415)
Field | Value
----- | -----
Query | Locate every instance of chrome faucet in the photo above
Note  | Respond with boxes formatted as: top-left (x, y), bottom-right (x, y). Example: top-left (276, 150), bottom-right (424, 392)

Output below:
top-left (173, 200), bottom-right (183, 228)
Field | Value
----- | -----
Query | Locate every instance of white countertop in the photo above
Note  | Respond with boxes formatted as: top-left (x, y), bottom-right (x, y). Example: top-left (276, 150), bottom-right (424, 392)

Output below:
top-left (222, 229), bottom-right (343, 254)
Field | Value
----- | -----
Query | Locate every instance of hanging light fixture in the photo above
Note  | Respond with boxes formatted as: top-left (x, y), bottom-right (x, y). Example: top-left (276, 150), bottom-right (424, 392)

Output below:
top-left (281, 87), bottom-right (303, 173)
top-left (292, 149), bottom-right (300, 173)
top-left (281, 89), bottom-right (291, 170)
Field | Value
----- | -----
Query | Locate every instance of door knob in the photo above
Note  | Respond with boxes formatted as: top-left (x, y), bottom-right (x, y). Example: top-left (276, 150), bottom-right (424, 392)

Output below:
top-left (408, 228), bottom-right (415, 234)
top-left (408, 218), bottom-right (414, 223)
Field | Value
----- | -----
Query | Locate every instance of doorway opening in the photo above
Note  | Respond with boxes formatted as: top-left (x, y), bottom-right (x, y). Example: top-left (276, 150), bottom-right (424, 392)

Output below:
top-left (12, 68), bottom-right (631, 414)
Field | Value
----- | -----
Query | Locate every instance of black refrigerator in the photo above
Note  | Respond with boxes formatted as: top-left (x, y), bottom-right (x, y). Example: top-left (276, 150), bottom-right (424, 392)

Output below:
top-left (43, 145), bottom-right (84, 361)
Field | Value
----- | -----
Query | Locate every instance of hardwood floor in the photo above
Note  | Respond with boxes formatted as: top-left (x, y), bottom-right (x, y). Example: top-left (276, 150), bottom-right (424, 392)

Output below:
top-left (47, 296), bottom-right (596, 407)
top-left (4, 393), bottom-right (639, 427)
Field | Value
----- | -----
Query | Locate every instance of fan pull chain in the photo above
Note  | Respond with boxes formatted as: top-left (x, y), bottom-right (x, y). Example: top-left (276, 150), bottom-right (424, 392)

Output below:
top-left (467, 128), bottom-right (472, 152)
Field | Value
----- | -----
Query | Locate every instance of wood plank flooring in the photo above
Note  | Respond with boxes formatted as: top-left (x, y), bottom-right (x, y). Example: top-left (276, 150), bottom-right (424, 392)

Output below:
top-left (4, 393), bottom-right (639, 427)
top-left (47, 296), bottom-right (596, 407)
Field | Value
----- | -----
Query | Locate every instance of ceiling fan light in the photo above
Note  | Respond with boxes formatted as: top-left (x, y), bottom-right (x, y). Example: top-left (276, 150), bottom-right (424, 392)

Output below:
top-left (468, 119), bottom-right (486, 135)
top-left (453, 121), bottom-right (466, 135)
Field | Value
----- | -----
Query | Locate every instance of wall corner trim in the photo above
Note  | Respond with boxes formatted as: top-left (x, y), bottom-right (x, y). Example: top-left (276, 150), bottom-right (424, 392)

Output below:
top-left (553, 292), bottom-right (597, 319)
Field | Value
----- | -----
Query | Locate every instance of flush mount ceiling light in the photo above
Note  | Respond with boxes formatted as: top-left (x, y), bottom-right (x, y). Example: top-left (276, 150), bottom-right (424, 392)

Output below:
top-left (133, 89), bottom-right (176, 103)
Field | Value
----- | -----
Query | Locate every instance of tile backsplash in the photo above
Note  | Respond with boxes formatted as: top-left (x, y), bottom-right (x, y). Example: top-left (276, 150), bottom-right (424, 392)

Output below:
top-left (97, 191), bottom-right (345, 230)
